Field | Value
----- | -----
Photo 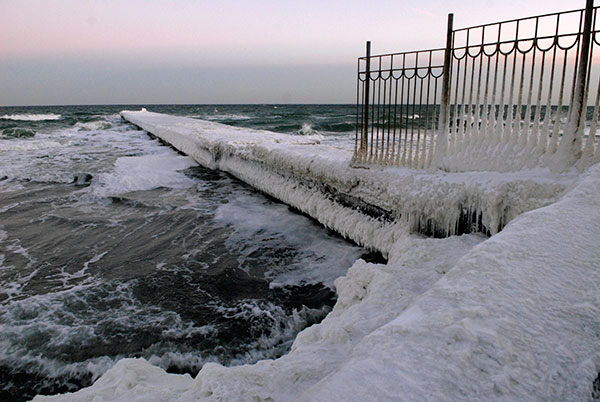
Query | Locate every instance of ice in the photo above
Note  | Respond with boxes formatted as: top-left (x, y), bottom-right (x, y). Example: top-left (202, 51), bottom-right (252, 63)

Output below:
top-left (44, 358), bottom-right (195, 402)
top-left (298, 163), bottom-right (600, 401)
top-left (32, 110), bottom-right (599, 401)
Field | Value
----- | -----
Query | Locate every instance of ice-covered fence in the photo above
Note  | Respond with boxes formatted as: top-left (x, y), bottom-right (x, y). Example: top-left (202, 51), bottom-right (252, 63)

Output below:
top-left (354, 0), bottom-right (600, 172)
top-left (353, 45), bottom-right (446, 168)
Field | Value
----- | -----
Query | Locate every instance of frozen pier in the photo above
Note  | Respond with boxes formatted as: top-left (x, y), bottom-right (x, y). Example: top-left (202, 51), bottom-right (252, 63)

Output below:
top-left (121, 109), bottom-right (572, 256)
top-left (36, 107), bottom-right (600, 401)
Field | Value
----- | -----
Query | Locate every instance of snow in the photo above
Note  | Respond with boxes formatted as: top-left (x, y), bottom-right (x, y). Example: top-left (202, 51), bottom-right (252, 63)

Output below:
top-left (32, 110), bottom-right (600, 401)
top-left (298, 163), bottom-right (600, 401)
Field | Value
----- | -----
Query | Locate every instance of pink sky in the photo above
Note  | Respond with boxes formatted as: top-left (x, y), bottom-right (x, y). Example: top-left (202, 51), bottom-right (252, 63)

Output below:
top-left (0, 0), bottom-right (586, 105)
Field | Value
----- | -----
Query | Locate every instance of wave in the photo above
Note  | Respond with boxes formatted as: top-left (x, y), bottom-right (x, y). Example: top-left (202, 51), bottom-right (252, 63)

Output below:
top-left (1, 128), bottom-right (36, 138)
top-left (0, 113), bottom-right (62, 121)
top-left (214, 193), bottom-right (363, 288)
top-left (73, 121), bottom-right (113, 131)
top-left (319, 122), bottom-right (355, 133)
top-left (201, 114), bottom-right (252, 121)
top-left (0, 139), bottom-right (63, 151)
top-left (0, 272), bottom-right (332, 400)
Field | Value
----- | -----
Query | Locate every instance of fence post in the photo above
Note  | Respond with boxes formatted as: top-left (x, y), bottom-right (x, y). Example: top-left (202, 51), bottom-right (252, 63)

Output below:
top-left (556, 0), bottom-right (594, 171)
top-left (433, 13), bottom-right (454, 168)
top-left (361, 41), bottom-right (371, 159)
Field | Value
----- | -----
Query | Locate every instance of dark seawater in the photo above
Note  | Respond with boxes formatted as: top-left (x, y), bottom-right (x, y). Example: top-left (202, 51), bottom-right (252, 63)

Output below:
top-left (0, 105), bottom-right (368, 401)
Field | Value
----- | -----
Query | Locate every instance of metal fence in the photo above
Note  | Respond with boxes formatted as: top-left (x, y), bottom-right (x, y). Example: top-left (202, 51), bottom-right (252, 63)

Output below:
top-left (354, 0), bottom-right (600, 172)
top-left (354, 45), bottom-right (446, 168)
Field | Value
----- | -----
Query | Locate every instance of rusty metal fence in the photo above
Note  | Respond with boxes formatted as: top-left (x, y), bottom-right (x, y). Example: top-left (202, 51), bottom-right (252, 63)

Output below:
top-left (354, 0), bottom-right (600, 172)
top-left (354, 45), bottom-right (446, 168)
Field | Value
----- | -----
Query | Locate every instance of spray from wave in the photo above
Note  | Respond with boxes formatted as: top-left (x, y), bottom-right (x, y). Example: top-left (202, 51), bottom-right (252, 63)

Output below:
top-left (297, 123), bottom-right (316, 135)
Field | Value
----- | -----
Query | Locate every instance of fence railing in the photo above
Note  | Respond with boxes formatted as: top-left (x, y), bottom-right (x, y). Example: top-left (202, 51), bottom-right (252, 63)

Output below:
top-left (354, 45), bottom-right (446, 168)
top-left (354, 0), bottom-right (600, 172)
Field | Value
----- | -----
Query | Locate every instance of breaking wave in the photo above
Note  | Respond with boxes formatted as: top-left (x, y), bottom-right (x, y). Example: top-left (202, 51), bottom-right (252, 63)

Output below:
top-left (0, 114), bottom-right (62, 121)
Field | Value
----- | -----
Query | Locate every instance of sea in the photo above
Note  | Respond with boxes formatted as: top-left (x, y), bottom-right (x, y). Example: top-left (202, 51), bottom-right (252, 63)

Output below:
top-left (0, 104), bottom-right (378, 401)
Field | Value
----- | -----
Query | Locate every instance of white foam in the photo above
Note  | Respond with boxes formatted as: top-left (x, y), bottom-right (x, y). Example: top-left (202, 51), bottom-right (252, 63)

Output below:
top-left (2, 268), bottom-right (331, 400)
top-left (85, 152), bottom-right (196, 199)
top-left (0, 138), bottom-right (63, 152)
top-left (0, 113), bottom-right (62, 121)
top-left (0, 278), bottom-right (212, 387)
top-left (0, 118), bottom-right (155, 185)
top-left (202, 114), bottom-right (252, 121)
top-left (0, 233), bottom-right (39, 302)
top-left (46, 250), bottom-right (110, 289)
top-left (74, 120), bottom-right (113, 131)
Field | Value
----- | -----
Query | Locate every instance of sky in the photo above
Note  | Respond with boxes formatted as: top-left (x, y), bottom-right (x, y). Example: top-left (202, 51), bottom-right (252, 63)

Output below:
top-left (0, 0), bottom-right (585, 106)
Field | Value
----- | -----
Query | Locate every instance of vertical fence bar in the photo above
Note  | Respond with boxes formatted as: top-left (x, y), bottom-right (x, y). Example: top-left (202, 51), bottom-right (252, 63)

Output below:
top-left (421, 51), bottom-right (433, 168)
top-left (434, 13), bottom-right (455, 165)
top-left (581, 7), bottom-right (599, 167)
top-left (386, 56), bottom-right (395, 163)
top-left (557, 0), bottom-right (594, 170)
top-left (361, 41), bottom-right (371, 160)
top-left (354, 57), bottom-right (361, 161)
top-left (375, 57), bottom-right (382, 162)
top-left (540, 14), bottom-right (561, 158)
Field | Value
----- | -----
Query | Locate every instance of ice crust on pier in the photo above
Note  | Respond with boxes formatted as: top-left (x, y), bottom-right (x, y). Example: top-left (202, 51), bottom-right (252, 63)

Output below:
top-left (33, 110), bottom-right (599, 401)
top-left (118, 110), bottom-right (574, 254)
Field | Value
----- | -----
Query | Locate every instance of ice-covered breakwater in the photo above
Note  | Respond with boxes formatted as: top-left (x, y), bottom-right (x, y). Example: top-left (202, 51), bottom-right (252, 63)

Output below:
top-left (121, 110), bottom-right (573, 255)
